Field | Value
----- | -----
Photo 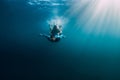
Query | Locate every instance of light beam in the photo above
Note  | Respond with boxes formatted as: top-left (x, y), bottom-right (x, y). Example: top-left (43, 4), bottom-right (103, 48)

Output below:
top-left (65, 0), bottom-right (120, 37)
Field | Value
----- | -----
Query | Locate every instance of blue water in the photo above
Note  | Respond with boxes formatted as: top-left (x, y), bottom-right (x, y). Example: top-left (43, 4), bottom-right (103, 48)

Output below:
top-left (1, 0), bottom-right (120, 80)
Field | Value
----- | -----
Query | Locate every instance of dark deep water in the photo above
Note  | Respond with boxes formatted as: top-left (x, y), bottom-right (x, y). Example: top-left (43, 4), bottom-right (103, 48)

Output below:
top-left (1, 0), bottom-right (120, 80)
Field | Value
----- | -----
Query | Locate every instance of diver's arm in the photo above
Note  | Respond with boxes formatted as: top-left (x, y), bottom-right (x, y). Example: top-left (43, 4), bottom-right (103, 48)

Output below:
top-left (59, 25), bottom-right (62, 29)
top-left (49, 24), bottom-right (53, 35)
top-left (49, 24), bottom-right (53, 31)
top-left (59, 28), bottom-right (63, 34)
top-left (59, 25), bottom-right (63, 33)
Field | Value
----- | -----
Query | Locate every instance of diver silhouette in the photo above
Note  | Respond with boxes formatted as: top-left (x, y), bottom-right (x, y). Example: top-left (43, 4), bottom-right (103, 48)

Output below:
top-left (40, 24), bottom-right (65, 42)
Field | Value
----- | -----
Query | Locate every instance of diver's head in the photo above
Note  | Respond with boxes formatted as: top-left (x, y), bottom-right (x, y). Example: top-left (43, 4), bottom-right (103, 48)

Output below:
top-left (49, 35), bottom-right (61, 42)
top-left (50, 35), bottom-right (56, 41)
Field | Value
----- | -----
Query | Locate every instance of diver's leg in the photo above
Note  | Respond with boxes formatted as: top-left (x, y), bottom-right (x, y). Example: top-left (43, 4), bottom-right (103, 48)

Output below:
top-left (40, 33), bottom-right (43, 36)
top-left (59, 34), bottom-right (65, 38)
top-left (40, 33), bottom-right (50, 38)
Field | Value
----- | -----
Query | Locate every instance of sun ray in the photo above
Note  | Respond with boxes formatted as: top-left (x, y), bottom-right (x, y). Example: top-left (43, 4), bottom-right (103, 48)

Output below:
top-left (64, 0), bottom-right (120, 37)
